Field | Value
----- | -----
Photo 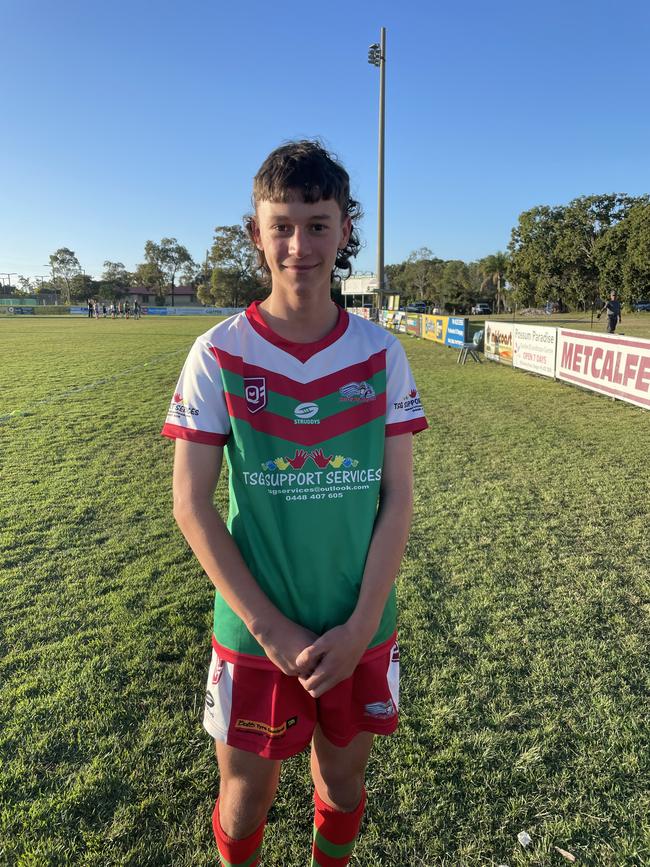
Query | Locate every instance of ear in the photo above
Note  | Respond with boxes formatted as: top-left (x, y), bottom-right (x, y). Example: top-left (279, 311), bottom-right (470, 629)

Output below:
top-left (250, 218), bottom-right (264, 251)
top-left (339, 215), bottom-right (352, 250)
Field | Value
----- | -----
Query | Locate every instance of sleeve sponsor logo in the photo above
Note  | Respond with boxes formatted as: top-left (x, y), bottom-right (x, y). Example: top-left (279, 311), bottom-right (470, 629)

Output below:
top-left (294, 402), bottom-right (320, 424)
top-left (244, 377), bottom-right (267, 413)
top-left (235, 716), bottom-right (298, 738)
top-left (393, 389), bottom-right (422, 413)
top-left (168, 393), bottom-right (200, 418)
top-left (339, 381), bottom-right (376, 402)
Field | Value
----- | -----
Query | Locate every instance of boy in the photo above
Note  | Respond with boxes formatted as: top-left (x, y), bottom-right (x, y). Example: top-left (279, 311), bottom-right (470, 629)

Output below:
top-left (597, 290), bottom-right (622, 333)
top-left (162, 140), bottom-right (427, 865)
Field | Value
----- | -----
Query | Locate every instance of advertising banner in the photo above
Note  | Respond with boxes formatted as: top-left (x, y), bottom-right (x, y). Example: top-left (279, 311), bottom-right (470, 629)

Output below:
top-left (445, 317), bottom-right (468, 348)
top-left (405, 314), bottom-right (421, 337)
top-left (421, 315), bottom-right (468, 347)
top-left (142, 307), bottom-right (243, 316)
top-left (392, 311), bottom-right (406, 333)
top-left (513, 324), bottom-right (557, 378)
top-left (7, 306), bottom-right (35, 315)
top-left (556, 329), bottom-right (650, 409)
top-left (485, 321), bottom-right (514, 365)
top-left (421, 315), bottom-right (448, 344)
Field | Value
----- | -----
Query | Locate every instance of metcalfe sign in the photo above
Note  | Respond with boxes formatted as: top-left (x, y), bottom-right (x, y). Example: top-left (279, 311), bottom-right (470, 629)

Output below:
top-left (485, 321), bottom-right (514, 365)
top-left (557, 329), bottom-right (650, 409)
top-left (513, 324), bottom-right (557, 378)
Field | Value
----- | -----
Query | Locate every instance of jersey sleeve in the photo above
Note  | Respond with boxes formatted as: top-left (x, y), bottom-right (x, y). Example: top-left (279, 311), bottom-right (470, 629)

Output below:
top-left (385, 338), bottom-right (428, 437)
top-left (161, 337), bottom-right (230, 445)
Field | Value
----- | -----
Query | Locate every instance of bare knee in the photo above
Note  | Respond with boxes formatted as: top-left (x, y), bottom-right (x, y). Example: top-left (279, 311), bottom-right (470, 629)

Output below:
top-left (216, 744), bottom-right (281, 838)
top-left (315, 764), bottom-right (365, 812)
top-left (219, 775), bottom-right (275, 837)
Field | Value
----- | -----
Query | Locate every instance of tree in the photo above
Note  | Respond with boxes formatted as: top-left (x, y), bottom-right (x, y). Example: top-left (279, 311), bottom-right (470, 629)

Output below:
top-left (479, 252), bottom-right (509, 312)
top-left (206, 226), bottom-right (262, 308)
top-left (100, 261), bottom-right (132, 298)
top-left (143, 238), bottom-right (194, 306)
top-left (132, 261), bottom-right (167, 304)
top-left (621, 203), bottom-right (650, 301)
top-left (17, 276), bottom-right (34, 295)
top-left (70, 273), bottom-right (96, 301)
top-left (49, 247), bottom-right (81, 304)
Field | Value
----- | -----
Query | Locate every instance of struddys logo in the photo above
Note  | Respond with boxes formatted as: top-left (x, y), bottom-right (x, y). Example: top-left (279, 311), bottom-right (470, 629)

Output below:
top-left (294, 402), bottom-right (320, 425)
top-left (168, 392), bottom-right (199, 418)
top-left (244, 377), bottom-right (267, 414)
top-left (339, 381), bottom-right (376, 403)
top-left (262, 449), bottom-right (359, 471)
top-left (393, 389), bottom-right (422, 414)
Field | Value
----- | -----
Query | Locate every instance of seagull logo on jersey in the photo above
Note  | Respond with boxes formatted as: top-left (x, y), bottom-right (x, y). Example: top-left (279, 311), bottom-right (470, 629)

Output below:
top-left (339, 381), bottom-right (376, 403)
top-left (244, 377), bottom-right (267, 413)
top-left (364, 699), bottom-right (396, 719)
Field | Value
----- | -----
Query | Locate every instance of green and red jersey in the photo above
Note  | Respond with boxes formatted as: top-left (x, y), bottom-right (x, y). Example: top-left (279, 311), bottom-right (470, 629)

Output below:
top-left (162, 302), bottom-right (427, 665)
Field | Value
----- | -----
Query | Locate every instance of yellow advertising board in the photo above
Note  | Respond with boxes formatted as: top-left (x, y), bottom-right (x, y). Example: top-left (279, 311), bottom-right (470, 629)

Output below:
top-left (421, 315), bottom-right (448, 344)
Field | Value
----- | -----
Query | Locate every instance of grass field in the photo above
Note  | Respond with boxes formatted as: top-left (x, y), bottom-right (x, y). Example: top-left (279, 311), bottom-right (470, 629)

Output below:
top-left (1, 316), bottom-right (648, 866)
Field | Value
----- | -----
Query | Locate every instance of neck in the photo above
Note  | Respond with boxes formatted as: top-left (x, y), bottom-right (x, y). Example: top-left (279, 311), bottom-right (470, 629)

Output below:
top-left (259, 290), bottom-right (338, 343)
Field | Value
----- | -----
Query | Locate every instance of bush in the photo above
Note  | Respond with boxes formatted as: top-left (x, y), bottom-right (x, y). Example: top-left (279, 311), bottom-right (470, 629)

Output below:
top-left (33, 306), bottom-right (71, 315)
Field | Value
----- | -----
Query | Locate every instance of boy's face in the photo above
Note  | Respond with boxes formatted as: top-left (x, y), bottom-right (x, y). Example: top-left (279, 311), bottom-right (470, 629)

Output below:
top-left (252, 195), bottom-right (351, 300)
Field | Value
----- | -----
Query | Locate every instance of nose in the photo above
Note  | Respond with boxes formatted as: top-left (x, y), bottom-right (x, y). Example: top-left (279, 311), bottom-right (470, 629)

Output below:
top-left (289, 227), bottom-right (311, 258)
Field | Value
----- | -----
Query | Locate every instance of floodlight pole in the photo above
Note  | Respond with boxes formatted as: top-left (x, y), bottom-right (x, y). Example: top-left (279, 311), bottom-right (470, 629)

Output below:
top-left (368, 28), bottom-right (386, 304)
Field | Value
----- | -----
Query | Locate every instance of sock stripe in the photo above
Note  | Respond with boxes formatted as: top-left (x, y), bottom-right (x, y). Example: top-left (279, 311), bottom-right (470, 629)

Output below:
top-left (313, 826), bottom-right (357, 859)
top-left (218, 844), bottom-right (262, 867)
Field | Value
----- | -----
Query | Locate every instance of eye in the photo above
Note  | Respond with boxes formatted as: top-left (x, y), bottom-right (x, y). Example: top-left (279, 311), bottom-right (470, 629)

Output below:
top-left (310, 223), bottom-right (327, 233)
top-left (272, 224), bottom-right (289, 233)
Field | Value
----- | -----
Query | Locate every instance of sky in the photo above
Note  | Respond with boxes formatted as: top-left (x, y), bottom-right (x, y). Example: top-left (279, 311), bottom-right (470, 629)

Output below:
top-left (1, 0), bottom-right (649, 284)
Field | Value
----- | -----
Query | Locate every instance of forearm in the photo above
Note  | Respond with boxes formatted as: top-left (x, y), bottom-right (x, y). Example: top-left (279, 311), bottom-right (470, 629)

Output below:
top-left (174, 499), bottom-right (283, 641)
top-left (347, 486), bottom-right (413, 646)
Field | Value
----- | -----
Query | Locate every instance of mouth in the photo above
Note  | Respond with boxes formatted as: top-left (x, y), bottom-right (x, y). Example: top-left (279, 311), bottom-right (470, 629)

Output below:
top-left (281, 263), bottom-right (319, 272)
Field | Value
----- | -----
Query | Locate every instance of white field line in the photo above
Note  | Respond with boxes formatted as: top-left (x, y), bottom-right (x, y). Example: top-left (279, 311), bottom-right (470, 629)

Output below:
top-left (0, 348), bottom-right (187, 424)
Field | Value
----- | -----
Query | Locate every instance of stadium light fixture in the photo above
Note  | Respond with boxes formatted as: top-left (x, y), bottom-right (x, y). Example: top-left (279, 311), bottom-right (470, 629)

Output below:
top-left (368, 29), bottom-right (386, 303)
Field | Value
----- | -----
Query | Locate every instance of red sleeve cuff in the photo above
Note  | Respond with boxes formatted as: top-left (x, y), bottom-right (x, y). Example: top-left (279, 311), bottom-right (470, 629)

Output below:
top-left (385, 418), bottom-right (428, 437)
top-left (161, 423), bottom-right (229, 445)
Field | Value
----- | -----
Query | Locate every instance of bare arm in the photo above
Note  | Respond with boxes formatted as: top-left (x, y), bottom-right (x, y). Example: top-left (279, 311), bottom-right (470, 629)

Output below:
top-left (172, 439), bottom-right (317, 675)
top-left (296, 433), bottom-right (414, 696)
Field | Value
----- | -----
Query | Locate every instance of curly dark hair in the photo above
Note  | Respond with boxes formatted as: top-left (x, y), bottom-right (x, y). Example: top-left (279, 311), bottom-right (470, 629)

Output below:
top-left (244, 140), bottom-right (362, 285)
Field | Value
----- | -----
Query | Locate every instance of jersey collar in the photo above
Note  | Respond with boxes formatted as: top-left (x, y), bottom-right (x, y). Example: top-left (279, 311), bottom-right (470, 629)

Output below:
top-left (245, 300), bottom-right (349, 363)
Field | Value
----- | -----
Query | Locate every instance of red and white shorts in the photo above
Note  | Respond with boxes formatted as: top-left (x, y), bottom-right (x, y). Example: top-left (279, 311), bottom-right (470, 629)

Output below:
top-left (202, 635), bottom-right (400, 759)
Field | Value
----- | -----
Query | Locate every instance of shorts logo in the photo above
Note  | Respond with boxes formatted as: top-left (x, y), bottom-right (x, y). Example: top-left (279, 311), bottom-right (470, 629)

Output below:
top-left (339, 381), bottom-right (376, 402)
top-left (364, 699), bottom-right (396, 719)
top-left (244, 377), bottom-right (267, 413)
top-left (235, 716), bottom-right (298, 738)
top-left (205, 690), bottom-right (215, 709)
top-left (211, 658), bottom-right (225, 685)
top-left (391, 644), bottom-right (400, 663)
top-left (294, 402), bottom-right (320, 424)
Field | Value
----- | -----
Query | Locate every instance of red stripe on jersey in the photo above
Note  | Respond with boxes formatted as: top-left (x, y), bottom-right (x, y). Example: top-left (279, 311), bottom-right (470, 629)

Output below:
top-left (211, 347), bottom-right (387, 401)
top-left (224, 392), bottom-right (386, 445)
top-left (245, 300), bottom-right (349, 362)
top-left (161, 423), bottom-right (229, 445)
top-left (385, 418), bottom-right (428, 437)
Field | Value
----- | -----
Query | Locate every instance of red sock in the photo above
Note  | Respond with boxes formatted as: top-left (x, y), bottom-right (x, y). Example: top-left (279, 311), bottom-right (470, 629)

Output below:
top-left (212, 799), bottom-right (265, 866)
top-left (311, 787), bottom-right (366, 866)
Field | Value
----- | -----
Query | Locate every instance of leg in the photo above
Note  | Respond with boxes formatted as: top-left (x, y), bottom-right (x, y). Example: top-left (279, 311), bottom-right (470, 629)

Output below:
top-left (310, 728), bottom-right (374, 865)
top-left (215, 741), bottom-right (281, 838)
top-left (311, 726), bottom-right (374, 811)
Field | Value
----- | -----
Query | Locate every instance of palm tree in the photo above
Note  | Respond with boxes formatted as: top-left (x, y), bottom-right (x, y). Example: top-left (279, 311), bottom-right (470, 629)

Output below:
top-left (479, 252), bottom-right (509, 313)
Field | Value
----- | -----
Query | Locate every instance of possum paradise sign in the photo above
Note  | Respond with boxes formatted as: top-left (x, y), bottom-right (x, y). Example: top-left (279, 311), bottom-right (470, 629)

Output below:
top-left (557, 329), bottom-right (650, 409)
